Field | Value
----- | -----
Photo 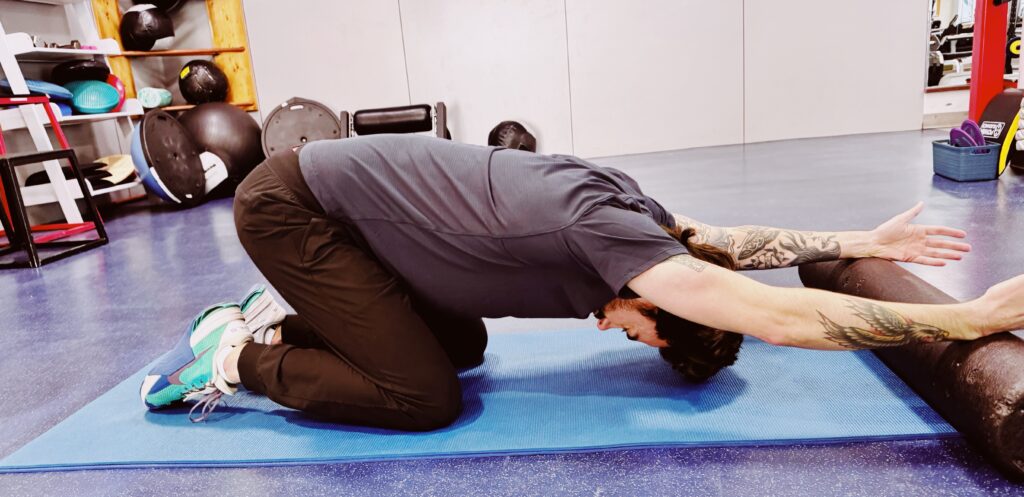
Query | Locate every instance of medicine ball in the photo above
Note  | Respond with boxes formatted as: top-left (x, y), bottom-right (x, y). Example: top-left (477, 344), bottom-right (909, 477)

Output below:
top-left (178, 102), bottom-right (265, 188)
top-left (487, 120), bottom-right (537, 152)
top-left (119, 4), bottom-right (174, 51)
top-left (50, 60), bottom-right (109, 86)
top-left (132, 0), bottom-right (185, 12)
top-left (178, 60), bottom-right (229, 105)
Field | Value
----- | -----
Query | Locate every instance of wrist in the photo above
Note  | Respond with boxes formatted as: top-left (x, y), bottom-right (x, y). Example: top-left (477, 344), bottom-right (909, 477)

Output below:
top-left (956, 299), bottom-right (994, 340)
top-left (839, 231), bottom-right (879, 259)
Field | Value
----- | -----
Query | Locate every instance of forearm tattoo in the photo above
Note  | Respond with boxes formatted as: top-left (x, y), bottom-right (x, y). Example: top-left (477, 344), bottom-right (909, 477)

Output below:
top-left (674, 216), bottom-right (841, 270)
top-left (732, 228), bottom-right (840, 269)
top-left (816, 299), bottom-right (951, 349)
top-left (776, 232), bottom-right (842, 266)
top-left (689, 222), bottom-right (735, 253)
top-left (668, 254), bottom-right (707, 272)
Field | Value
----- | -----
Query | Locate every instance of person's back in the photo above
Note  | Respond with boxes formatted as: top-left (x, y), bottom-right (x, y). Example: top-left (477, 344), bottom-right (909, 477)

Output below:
top-left (299, 134), bottom-right (681, 318)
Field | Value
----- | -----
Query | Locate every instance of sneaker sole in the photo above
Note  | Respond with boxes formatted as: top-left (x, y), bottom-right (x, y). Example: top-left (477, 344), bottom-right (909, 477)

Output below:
top-left (190, 305), bottom-right (245, 348)
top-left (140, 305), bottom-right (250, 409)
top-left (241, 286), bottom-right (287, 342)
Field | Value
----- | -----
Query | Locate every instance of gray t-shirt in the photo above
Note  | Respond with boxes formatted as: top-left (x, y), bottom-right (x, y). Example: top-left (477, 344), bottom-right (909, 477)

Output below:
top-left (299, 134), bottom-right (684, 319)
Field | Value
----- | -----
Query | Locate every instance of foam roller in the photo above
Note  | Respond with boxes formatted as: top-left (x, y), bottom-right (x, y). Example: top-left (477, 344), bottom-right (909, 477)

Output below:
top-left (798, 258), bottom-right (1024, 480)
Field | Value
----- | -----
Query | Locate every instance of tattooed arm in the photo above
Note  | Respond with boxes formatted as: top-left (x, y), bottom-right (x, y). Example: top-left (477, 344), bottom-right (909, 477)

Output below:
top-left (672, 202), bottom-right (970, 270)
top-left (673, 213), bottom-right (861, 270)
top-left (626, 254), bottom-right (1022, 350)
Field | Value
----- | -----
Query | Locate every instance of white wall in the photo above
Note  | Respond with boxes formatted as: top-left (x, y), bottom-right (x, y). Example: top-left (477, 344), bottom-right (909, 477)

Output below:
top-left (566, 0), bottom-right (743, 157)
top-left (743, 0), bottom-right (929, 143)
top-left (400, 0), bottom-right (572, 151)
top-left (239, 1), bottom-right (931, 156)
top-left (241, 0), bottom-right (409, 117)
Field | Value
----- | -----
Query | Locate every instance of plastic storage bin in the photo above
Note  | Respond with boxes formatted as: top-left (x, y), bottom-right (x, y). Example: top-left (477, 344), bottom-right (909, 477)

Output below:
top-left (932, 139), bottom-right (1000, 181)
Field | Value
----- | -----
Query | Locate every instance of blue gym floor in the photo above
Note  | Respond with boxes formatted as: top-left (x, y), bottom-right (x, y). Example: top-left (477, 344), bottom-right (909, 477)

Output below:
top-left (2, 130), bottom-right (1023, 496)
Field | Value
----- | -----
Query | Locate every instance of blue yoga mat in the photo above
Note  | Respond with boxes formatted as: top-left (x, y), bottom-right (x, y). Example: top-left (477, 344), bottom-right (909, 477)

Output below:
top-left (0, 329), bottom-right (956, 473)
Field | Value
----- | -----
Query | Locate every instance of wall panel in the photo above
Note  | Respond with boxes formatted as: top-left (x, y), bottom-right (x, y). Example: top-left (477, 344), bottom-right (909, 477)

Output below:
top-left (566, 0), bottom-right (744, 158)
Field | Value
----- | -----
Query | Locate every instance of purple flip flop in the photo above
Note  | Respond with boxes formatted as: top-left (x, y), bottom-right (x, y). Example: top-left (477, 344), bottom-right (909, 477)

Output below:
top-left (960, 119), bottom-right (986, 145)
top-left (950, 127), bottom-right (979, 147)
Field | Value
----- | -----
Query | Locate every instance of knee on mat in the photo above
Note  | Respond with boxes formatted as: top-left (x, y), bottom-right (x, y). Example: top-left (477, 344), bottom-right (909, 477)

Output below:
top-left (447, 329), bottom-right (488, 369)
top-left (403, 376), bottom-right (463, 431)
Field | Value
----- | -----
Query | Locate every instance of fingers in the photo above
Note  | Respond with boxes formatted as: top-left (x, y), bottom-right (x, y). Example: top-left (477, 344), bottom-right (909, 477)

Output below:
top-left (923, 248), bottom-right (964, 261)
top-left (899, 201), bottom-right (925, 221)
top-left (925, 225), bottom-right (967, 238)
top-left (912, 256), bottom-right (948, 267)
top-left (926, 238), bottom-right (972, 253)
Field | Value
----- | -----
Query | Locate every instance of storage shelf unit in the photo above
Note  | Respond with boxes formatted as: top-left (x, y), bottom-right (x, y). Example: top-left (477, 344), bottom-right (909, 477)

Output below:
top-left (5, 31), bottom-right (120, 59)
top-left (120, 46), bottom-right (244, 57)
top-left (91, 0), bottom-right (258, 112)
top-left (0, 99), bottom-right (143, 131)
top-left (21, 176), bottom-right (142, 207)
top-left (0, 0), bottom-right (142, 222)
top-left (57, 99), bottom-right (143, 123)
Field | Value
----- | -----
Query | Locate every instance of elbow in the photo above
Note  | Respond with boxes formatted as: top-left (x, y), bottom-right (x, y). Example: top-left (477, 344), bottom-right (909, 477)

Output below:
top-left (758, 329), bottom-right (791, 347)
top-left (757, 310), bottom-right (798, 347)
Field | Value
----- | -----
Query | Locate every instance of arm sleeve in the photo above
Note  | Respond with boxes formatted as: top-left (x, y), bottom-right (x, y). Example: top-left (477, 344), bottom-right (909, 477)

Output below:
top-left (564, 206), bottom-right (686, 295)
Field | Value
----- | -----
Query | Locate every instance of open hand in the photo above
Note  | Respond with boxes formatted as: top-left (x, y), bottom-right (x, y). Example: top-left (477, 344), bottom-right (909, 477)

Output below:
top-left (869, 202), bottom-right (971, 266)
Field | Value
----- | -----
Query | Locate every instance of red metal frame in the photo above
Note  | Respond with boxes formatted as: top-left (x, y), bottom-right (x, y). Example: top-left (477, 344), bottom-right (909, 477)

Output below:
top-left (0, 96), bottom-right (71, 154)
top-left (0, 95), bottom-right (98, 248)
top-left (0, 222), bottom-right (96, 247)
top-left (969, 0), bottom-right (1011, 121)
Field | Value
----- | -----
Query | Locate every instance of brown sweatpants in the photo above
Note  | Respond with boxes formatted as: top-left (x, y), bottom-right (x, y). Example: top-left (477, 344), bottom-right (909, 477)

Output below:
top-left (232, 150), bottom-right (487, 431)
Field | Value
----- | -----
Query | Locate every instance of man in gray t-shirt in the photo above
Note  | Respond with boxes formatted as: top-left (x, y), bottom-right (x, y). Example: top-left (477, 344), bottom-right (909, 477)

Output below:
top-left (298, 135), bottom-right (684, 319)
top-left (143, 134), bottom-right (1011, 431)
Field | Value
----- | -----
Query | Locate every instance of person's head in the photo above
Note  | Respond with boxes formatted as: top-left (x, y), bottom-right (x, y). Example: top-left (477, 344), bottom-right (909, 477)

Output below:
top-left (594, 226), bottom-right (744, 382)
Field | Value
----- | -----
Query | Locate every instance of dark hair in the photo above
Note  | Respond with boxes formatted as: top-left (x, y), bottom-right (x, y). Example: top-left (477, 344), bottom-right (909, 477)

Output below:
top-left (655, 226), bottom-right (744, 382)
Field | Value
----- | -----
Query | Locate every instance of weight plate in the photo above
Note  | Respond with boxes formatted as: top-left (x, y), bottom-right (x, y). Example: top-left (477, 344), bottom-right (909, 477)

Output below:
top-left (261, 97), bottom-right (343, 157)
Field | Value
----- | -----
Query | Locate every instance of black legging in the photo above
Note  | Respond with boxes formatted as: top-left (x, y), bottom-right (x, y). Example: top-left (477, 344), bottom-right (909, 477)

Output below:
top-left (233, 149), bottom-right (487, 430)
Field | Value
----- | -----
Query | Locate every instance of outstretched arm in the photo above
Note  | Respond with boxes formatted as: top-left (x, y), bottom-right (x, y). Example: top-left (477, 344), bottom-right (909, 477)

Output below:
top-left (627, 254), bottom-right (1022, 350)
top-left (673, 202), bottom-right (970, 270)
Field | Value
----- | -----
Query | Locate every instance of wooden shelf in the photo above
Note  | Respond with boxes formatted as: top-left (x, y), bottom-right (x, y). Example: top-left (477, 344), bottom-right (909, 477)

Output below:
top-left (120, 47), bottom-right (245, 58)
top-left (162, 101), bottom-right (254, 112)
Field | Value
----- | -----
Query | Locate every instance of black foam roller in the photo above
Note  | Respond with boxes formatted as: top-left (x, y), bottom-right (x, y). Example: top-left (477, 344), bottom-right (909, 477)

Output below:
top-left (799, 258), bottom-right (1024, 480)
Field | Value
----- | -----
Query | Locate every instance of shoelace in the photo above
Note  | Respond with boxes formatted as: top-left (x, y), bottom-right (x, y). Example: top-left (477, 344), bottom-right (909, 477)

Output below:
top-left (188, 389), bottom-right (224, 423)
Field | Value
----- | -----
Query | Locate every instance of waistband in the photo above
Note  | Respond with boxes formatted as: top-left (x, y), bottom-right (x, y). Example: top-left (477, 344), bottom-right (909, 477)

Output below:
top-left (263, 149), bottom-right (325, 216)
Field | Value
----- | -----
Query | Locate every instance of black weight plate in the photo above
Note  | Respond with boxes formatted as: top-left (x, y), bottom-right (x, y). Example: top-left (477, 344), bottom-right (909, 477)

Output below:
top-left (139, 110), bottom-right (205, 207)
top-left (261, 97), bottom-right (343, 157)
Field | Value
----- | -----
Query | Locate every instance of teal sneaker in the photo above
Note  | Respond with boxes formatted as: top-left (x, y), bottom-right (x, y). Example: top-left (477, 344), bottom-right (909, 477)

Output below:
top-left (140, 303), bottom-right (252, 421)
top-left (239, 284), bottom-right (286, 344)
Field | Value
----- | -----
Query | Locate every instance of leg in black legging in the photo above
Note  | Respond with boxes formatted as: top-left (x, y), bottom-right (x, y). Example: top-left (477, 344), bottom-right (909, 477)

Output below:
top-left (278, 308), bottom-right (487, 369)
top-left (232, 152), bottom-right (462, 431)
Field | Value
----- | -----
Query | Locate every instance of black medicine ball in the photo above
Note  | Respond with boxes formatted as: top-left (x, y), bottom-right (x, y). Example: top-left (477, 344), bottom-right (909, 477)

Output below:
top-left (488, 120), bottom-right (537, 152)
top-left (178, 60), bottom-right (229, 105)
top-left (119, 4), bottom-right (174, 51)
top-left (132, 0), bottom-right (185, 12)
top-left (51, 60), bottom-right (110, 86)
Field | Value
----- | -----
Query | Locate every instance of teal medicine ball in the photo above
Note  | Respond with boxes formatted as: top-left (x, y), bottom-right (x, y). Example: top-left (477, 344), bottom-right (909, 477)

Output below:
top-left (64, 80), bottom-right (120, 114)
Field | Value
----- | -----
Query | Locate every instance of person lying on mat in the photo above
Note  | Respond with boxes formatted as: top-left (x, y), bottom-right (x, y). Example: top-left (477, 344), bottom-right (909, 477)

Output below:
top-left (140, 134), bottom-right (1021, 429)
